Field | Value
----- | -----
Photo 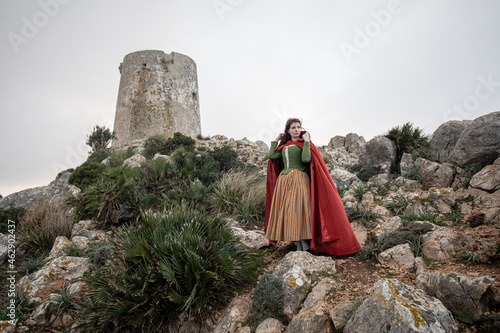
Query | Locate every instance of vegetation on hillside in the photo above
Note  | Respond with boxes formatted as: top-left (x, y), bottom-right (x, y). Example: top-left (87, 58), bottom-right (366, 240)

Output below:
top-left (383, 122), bottom-right (430, 173)
top-left (66, 131), bottom-right (267, 330)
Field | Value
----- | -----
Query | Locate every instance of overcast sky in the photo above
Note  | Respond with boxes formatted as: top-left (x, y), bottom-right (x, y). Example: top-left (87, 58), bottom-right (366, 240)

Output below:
top-left (1, 0), bottom-right (500, 197)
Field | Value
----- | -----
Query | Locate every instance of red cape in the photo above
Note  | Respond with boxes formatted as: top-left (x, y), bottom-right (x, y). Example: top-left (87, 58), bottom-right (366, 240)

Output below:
top-left (265, 138), bottom-right (360, 256)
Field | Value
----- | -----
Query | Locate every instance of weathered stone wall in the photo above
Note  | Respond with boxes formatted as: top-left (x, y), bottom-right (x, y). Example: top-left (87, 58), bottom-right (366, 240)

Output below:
top-left (112, 50), bottom-right (201, 147)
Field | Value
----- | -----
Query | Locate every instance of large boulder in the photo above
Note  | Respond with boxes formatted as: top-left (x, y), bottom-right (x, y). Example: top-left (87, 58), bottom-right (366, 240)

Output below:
top-left (255, 318), bottom-right (283, 333)
top-left (374, 216), bottom-right (403, 241)
top-left (329, 136), bottom-right (345, 148)
top-left (329, 169), bottom-right (362, 190)
top-left (122, 153), bottom-right (146, 168)
top-left (285, 304), bottom-right (334, 333)
top-left (399, 153), bottom-right (415, 177)
top-left (449, 111), bottom-right (500, 167)
top-left (345, 133), bottom-right (366, 155)
top-left (18, 256), bottom-right (90, 299)
top-left (428, 120), bottom-right (470, 163)
top-left (214, 296), bottom-right (252, 333)
top-left (359, 136), bottom-right (397, 173)
top-left (377, 243), bottom-right (416, 271)
top-left (470, 165), bottom-right (500, 192)
top-left (284, 278), bottom-right (337, 332)
top-left (344, 279), bottom-right (458, 333)
top-left (273, 251), bottom-right (336, 321)
top-left (0, 171), bottom-right (80, 210)
top-left (416, 271), bottom-right (495, 321)
top-left (231, 227), bottom-right (269, 249)
top-left (421, 226), bottom-right (461, 260)
top-left (414, 158), bottom-right (455, 188)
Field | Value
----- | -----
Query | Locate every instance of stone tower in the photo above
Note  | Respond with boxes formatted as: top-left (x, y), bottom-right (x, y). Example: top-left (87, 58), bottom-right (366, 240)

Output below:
top-left (112, 50), bottom-right (201, 147)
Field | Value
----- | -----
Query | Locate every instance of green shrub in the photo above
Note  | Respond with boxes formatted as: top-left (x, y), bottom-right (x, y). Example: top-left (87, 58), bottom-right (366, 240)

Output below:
top-left (79, 166), bottom-right (143, 226)
top-left (68, 161), bottom-right (106, 190)
top-left (77, 207), bottom-right (261, 332)
top-left (144, 132), bottom-right (196, 158)
top-left (87, 146), bottom-right (112, 163)
top-left (86, 125), bottom-right (116, 152)
top-left (196, 134), bottom-right (211, 140)
top-left (0, 206), bottom-right (25, 233)
top-left (250, 274), bottom-right (286, 325)
top-left (18, 201), bottom-right (74, 256)
top-left (143, 134), bottom-right (169, 159)
top-left (167, 132), bottom-right (196, 152)
top-left (383, 122), bottom-right (430, 172)
top-left (209, 146), bottom-right (245, 173)
top-left (106, 147), bottom-right (135, 168)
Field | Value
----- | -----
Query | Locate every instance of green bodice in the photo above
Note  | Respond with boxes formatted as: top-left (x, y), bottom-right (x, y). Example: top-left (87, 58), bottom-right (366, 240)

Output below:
top-left (268, 141), bottom-right (311, 174)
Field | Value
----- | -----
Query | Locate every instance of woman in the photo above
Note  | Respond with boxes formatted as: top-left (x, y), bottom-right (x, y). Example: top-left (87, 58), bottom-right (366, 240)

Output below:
top-left (265, 118), bottom-right (360, 255)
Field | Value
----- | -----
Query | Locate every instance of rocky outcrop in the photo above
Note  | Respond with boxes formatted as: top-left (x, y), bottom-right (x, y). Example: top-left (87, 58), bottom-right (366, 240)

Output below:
top-left (0, 171), bottom-right (80, 210)
top-left (359, 136), bottom-right (397, 173)
top-left (470, 165), bottom-right (500, 192)
top-left (416, 271), bottom-right (495, 321)
top-left (122, 153), bottom-right (146, 168)
top-left (414, 158), bottom-right (455, 188)
top-left (374, 216), bottom-right (403, 241)
top-left (255, 318), bottom-right (283, 333)
top-left (344, 279), bottom-right (458, 333)
top-left (285, 278), bottom-right (337, 333)
top-left (273, 252), bottom-right (336, 321)
top-left (449, 111), bottom-right (500, 167)
top-left (377, 243), bottom-right (416, 271)
top-left (231, 226), bottom-right (269, 249)
top-left (328, 133), bottom-right (365, 156)
top-left (213, 296), bottom-right (252, 333)
top-left (18, 256), bottom-right (90, 299)
top-left (421, 226), bottom-right (461, 260)
top-left (329, 169), bottom-right (362, 190)
top-left (196, 135), bottom-right (269, 169)
top-left (428, 120), bottom-right (470, 163)
top-left (285, 304), bottom-right (334, 333)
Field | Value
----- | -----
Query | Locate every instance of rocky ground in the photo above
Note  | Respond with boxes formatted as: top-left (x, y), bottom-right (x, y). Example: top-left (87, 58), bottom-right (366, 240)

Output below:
top-left (220, 234), bottom-right (499, 332)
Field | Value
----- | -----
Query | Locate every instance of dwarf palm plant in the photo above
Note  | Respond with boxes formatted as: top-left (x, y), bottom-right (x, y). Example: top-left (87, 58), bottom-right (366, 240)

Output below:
top-left (384, 122), bottom-right (430, 172)
top-left (77, 206), bottom-right (261, 332)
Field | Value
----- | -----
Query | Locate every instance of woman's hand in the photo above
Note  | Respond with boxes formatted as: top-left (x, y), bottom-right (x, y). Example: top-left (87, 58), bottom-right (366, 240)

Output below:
top-left (302, 131), bottom-right (310, 142)
top-left (276, 133), bottom-right (285, 141)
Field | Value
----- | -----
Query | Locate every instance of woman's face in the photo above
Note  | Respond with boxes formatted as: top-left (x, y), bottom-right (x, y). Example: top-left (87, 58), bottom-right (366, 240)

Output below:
top-left (288, 122), bottom-right (302, 140)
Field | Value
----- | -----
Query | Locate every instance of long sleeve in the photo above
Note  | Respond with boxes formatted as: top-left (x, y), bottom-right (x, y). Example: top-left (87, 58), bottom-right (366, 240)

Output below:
top-left (268, 141), bottom-right (282, 160)
top-left (301, 141), bottom-right (311, 163)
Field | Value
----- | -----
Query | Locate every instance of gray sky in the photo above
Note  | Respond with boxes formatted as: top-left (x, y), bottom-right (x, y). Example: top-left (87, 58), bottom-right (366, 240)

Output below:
top-left (1, 0), bottom-right (500, 197)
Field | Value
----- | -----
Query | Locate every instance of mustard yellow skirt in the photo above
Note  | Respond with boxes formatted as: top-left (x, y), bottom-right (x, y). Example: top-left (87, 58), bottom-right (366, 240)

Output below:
top-left (266, 169), bottom-right (312, 241)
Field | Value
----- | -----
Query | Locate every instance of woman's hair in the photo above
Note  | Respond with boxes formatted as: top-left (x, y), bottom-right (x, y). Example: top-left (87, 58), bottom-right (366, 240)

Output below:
top-left (282, 118), bottom-right (302, 143)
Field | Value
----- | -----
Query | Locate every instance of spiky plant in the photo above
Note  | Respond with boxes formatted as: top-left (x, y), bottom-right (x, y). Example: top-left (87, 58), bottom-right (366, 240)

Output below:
top-left (77, 206), bottom-right (261, 332)
top-left (384, 122), bottom-right (430, 172)
top-left (81, 166), bottom-right (143, 226)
